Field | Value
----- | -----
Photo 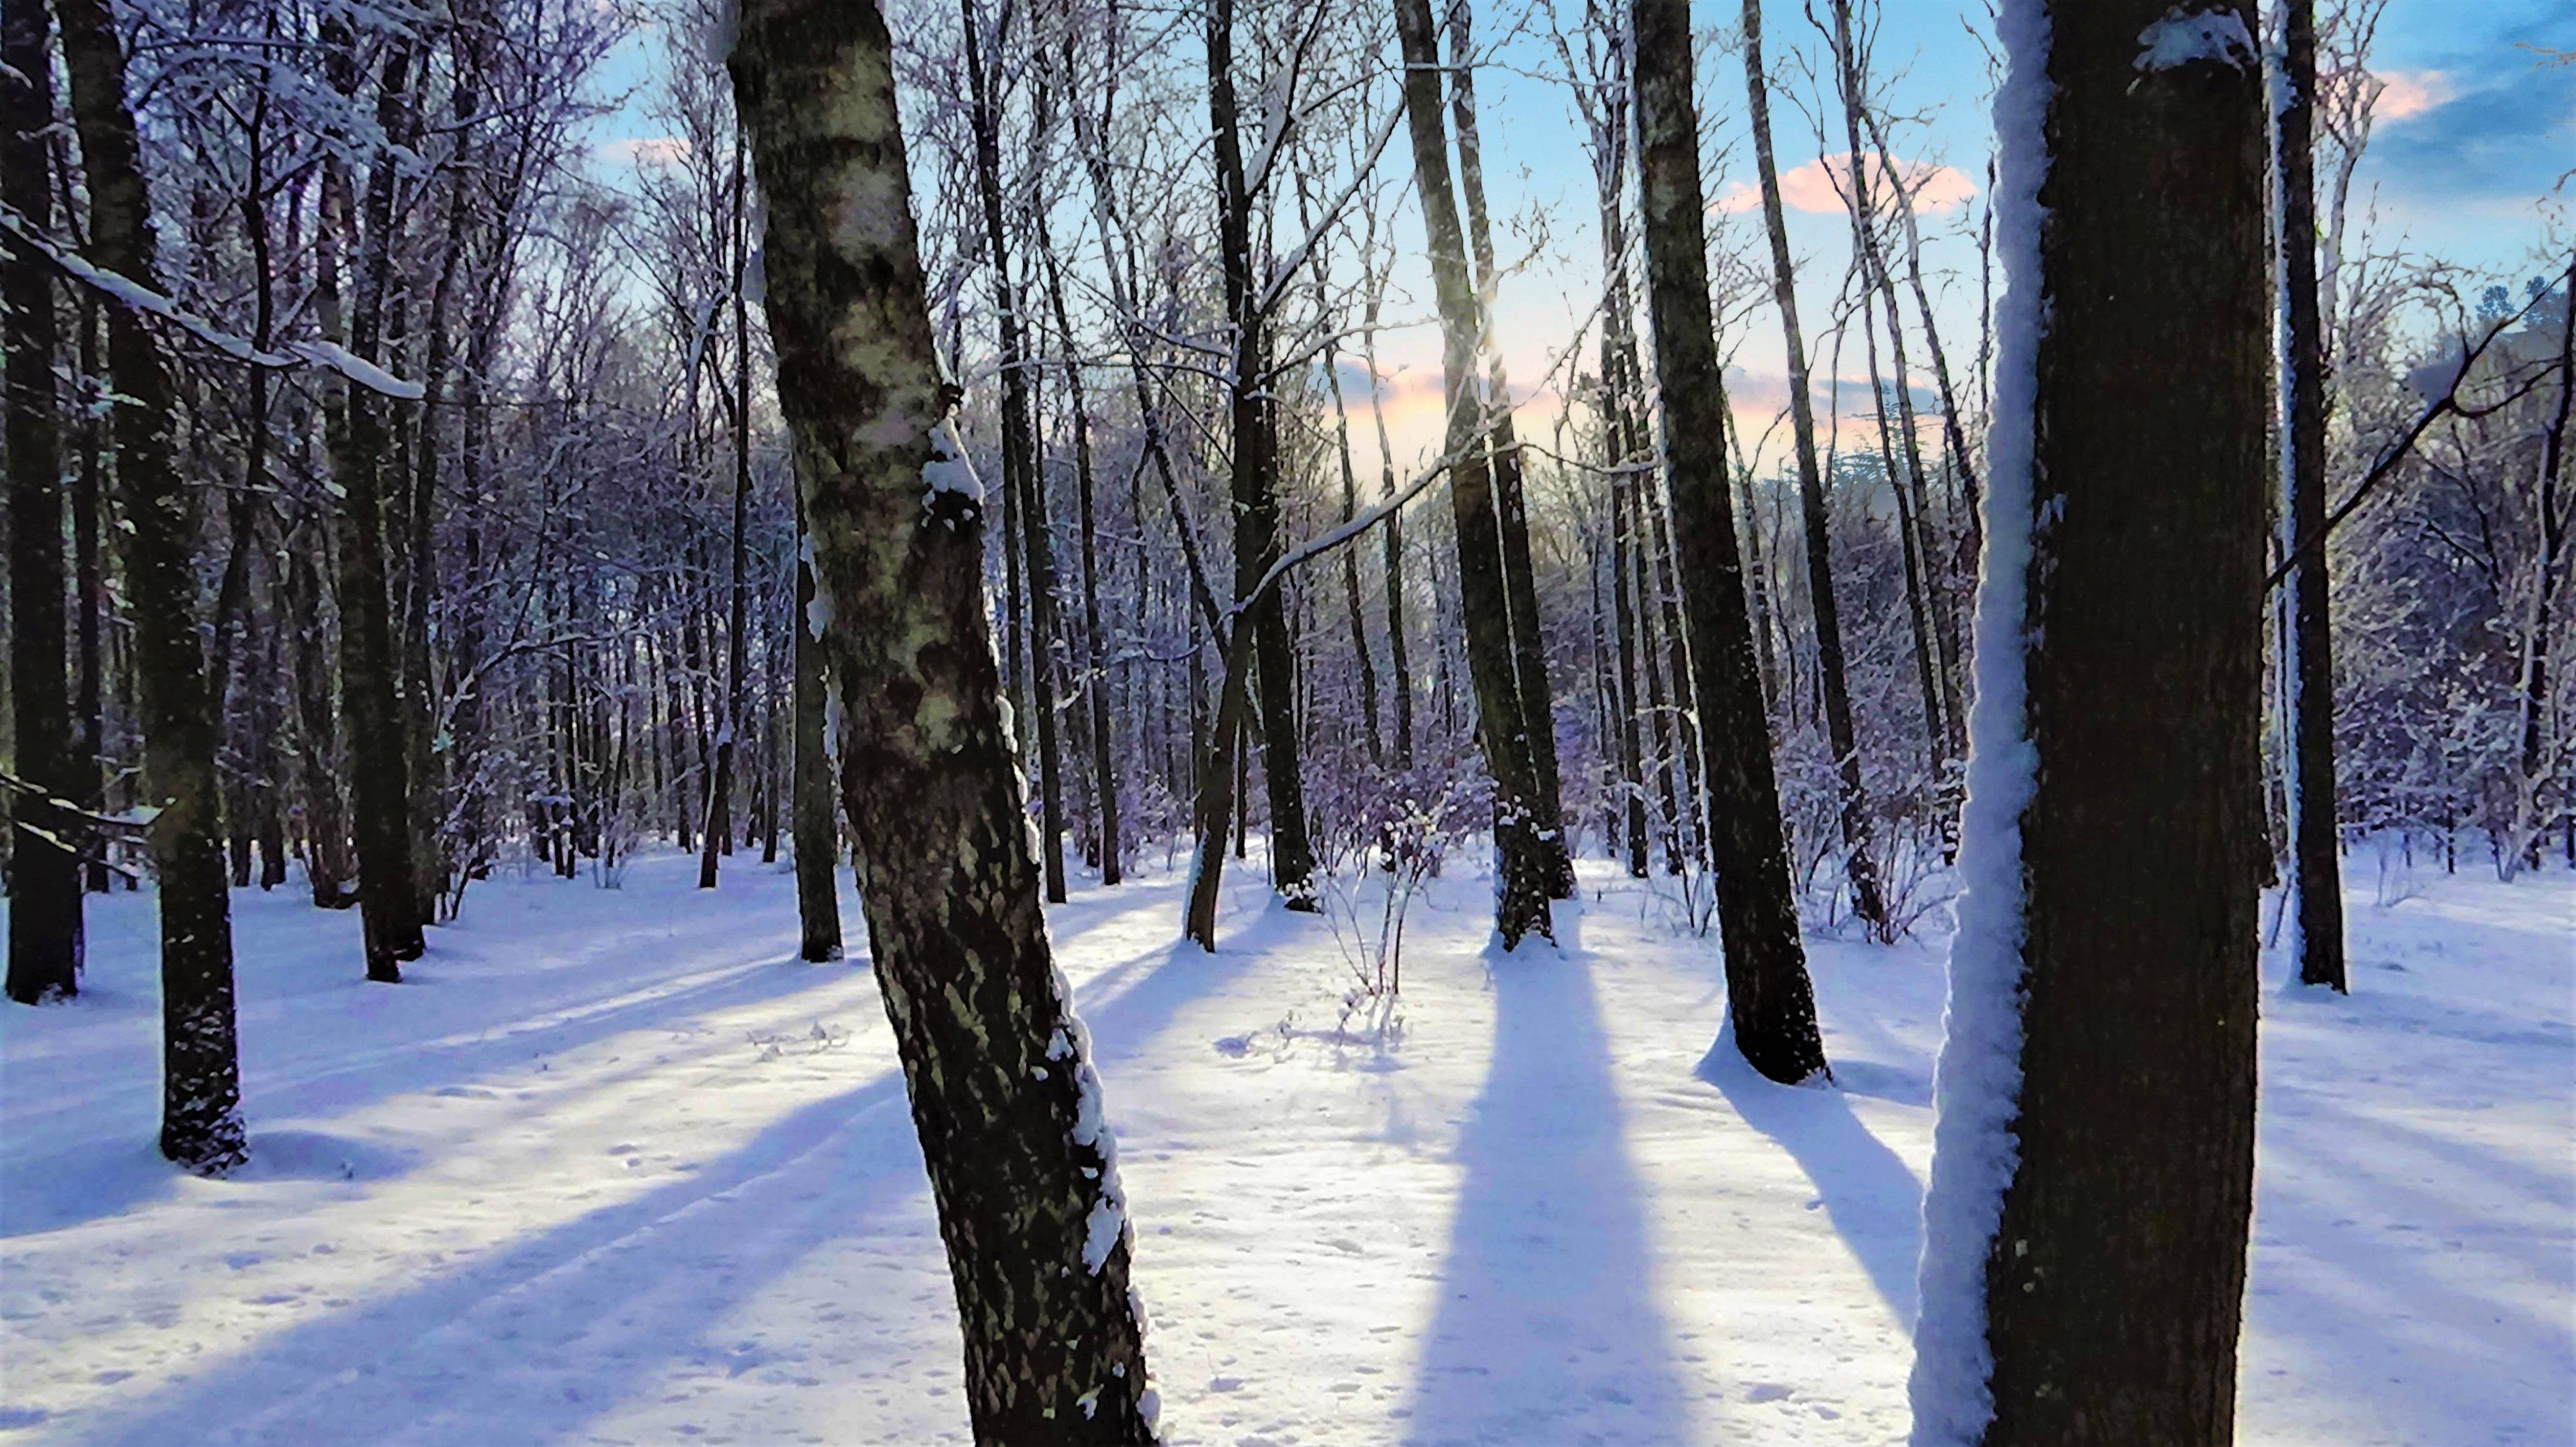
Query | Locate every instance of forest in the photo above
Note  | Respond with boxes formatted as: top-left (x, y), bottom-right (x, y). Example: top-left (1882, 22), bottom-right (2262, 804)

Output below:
top-left (1, 0), bottom-right (2568, 1441)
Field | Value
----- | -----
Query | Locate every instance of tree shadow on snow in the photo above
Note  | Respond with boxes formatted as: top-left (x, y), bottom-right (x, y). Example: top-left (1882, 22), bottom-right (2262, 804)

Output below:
top-left (1399, 943), bottom-right (1696, 1446)
top-left (71, 916), bottom-right (1252, 1447)
top-left (1697, 1030), bottom-right (1924, 1327)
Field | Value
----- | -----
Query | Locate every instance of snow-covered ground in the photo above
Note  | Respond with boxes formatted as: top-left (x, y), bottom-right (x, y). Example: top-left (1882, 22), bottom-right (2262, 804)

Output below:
top-left (1, 842), bottom-right (2566, 1444)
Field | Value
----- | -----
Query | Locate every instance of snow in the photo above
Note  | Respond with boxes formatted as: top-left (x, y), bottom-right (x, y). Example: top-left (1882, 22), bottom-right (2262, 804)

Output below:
top-left (1903, 0), bottom-right (2049, 1437)
top-left (2134, 5), bottom-right (2258, 74)
top-left (1, 848), bottom-right (2567, 1444)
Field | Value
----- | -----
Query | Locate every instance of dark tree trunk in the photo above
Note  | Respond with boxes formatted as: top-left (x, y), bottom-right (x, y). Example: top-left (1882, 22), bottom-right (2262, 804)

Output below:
top-left (701, 131), bottom-right (755, 893)
top-left (1918, 5), bottom-right (2269, 1440)
top-left (792, 500), bottom-right (844, 961)
top-left (959, 0), bottom-right (1067, 906)
top-left (1393, 0), bottom-right (1554, 946)
top-left (2521, 253), bottom-right (2574, 865)
top-left (320, 31), bottom-right (424, 978)
top-left (71, 297), bottom-right (107, 894)
top-left (54, 0), bottom-right (247, 1172)
top-left (1207, 0), bottom-right (1316, 908)
top-left (1831, 0), bottom-right (1965, 766)
top-left (1607, 410), bottom-right (1651, 879)
top-left (1038, 218), bottom-right (1122, 885)
top-left (2273, 0), bottom-right (2347, 990)
top-left (284, 524), bottom-right (356, 909)
top-left (5, 5), bottom-right (83, 1004)
top-left (728, 1), bottom-right (1160, 1434)
top-left (1630, 0), bottom-right (1829, 1084)
top-left (1744, 0), bottom-right (1888, 929)
top-left (1448, 0), bottom-right (1573, 896)
top-left (1362, 283), bottom-right (1417, 772)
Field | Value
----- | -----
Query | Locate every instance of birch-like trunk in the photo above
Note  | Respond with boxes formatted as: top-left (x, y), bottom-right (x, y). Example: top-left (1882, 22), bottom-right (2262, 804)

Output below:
top-left (728, 0), bottom-right (1158, 1434)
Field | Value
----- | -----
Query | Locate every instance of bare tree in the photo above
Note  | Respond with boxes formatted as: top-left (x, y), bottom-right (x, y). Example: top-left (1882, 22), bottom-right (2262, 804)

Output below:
top-left (1908, 2), bottom-right (2267, 1440)
top-left (1631, 0), bottom-right (1830, 1083)
top-left (728, 0), bottom-right (1159, 1434)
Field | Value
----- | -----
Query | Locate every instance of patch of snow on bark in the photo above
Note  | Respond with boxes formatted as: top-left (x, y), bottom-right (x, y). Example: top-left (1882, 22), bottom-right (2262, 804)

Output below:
top-left (2135, 5), bottom-right (2257, 72)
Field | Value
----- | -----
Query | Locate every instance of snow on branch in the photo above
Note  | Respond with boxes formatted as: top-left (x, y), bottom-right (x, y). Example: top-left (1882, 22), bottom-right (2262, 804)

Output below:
top-left (0, 205), bottom-right (426, 401)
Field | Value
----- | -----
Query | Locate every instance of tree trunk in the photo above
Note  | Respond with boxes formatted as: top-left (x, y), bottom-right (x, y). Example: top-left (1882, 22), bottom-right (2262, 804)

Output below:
top-left (1907, 5), bottom-right (2267, 1440)
top-left (1393, 0), bottom-right (1554, 946)
top-left (71, 297), bottom-right (107, 895)
top-left (728, 0), bottom-right (1160, 1433)
top-left (2516, 252), bottom-right (2573, 869)
top-left (320, 30), bottom-right (425, 978)
top-left (792, 499), bottom-right (845, 961)
top-left (1207, 0), bottom-right (1317, 908)
top-left (53, 0), bottom-right (247, 1172)
top-left (1362, 278), bottom-right (1418, 772)
top-left (700, 130), bottom-right (755, 893)
top-left (284, 523), bottom-right (356, 909)
top-left (1630, 0), bottom-right (1829, 1084)
top-left (2272, 0), bottom-right (2348, 990)
top-left (1744, 0), bottom-right (1889, 928)
top-left (1038, 218), bottom-right (1122, 886)
top-left (4, 5), bottom-right (83, 1004)
top-left (959, 0), bottom-right (1067, 906)
top-left (1448, 0), bottom-right (1573, 895)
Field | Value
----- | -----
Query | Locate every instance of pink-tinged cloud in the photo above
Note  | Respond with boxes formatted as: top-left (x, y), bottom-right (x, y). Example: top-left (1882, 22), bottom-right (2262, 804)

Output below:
top-left (598, 135), bottom-right (692, 168)
top-left (2370, 68), bottom-right (2454, 121)
top-left (1715, 153), bottom-right (1979, 218)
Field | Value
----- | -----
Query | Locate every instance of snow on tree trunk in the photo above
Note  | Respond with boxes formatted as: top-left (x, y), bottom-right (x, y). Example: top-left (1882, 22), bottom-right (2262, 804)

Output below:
top-left (1630, 0), bottom-right (1831, 1085)
top-left (1908, 3), bottom-right (2267, 1441)
top-left (727, 0), bottom-right (1158, 1437)
top-left (52, 0), bottom-right (247, 1173)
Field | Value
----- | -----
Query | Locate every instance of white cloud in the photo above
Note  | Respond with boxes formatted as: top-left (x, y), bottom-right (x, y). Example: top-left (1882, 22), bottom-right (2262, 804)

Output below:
top-left (1711, 153), bottom-right (1978, 219)
top-left (596, 135), bottom-right (692, 169)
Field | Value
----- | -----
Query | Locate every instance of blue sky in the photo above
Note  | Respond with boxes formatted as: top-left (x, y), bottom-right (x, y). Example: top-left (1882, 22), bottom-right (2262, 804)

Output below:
top-left (584, 0), bottom-right (2574, 475)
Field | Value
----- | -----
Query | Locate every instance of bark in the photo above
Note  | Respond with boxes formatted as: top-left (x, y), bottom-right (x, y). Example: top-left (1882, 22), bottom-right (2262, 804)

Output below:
top-left (54, 0), bottom-right (247, 1172)
top-left (729, 1), bottom-right (1160, 1434)
top-left (1301, 173), bottom-right (1385, 772)
top-left (1630, 0), bottom-right (1829, 1084)
top-left (1448, 0), bottom-right (1573, 895)
top-left (1393, 0), bottom-right (1554, 945)
top-left (1974, 4), bottom-right (2268, 1438)
top-left (1831, 0), bottom-right (1963, 763)
top-left (1744, 0), bottom-right (1888, 927)
top-left (1206, 0), bottom-right (1317, 908)
top-left (2519, 254), bottom-right (2573, 862)
top-left (71, 297), bottom-right (106, 894)
top-left (284, 523), bottom-right (356, 909)
top-left (701, 131), bottom-right (755, 892)
top-left (1037, 209), bottom-right (1122, 885)
top-left (1362, 274), bottom-right (1418, 771)
top-left (2273, 0), bottom-right (2347, 990)
top-left (5, 6), bottom-right (83, 1004)
top-left (321, 30), bottom-right (425, 977)
top-left (1606, 400), bottom-right (1650, 878)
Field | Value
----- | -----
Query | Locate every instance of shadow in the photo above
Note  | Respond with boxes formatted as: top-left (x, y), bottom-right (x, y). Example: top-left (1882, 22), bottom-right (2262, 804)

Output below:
top-left (3, 867), bottom-right (1190, 1247)
top-left (1699, 1029), bottom-right (1925, 1327)
top-left (1400, 948), bottom-right (1695, 1446)
top-left (69, 909), bottom-right (1251, 1447)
